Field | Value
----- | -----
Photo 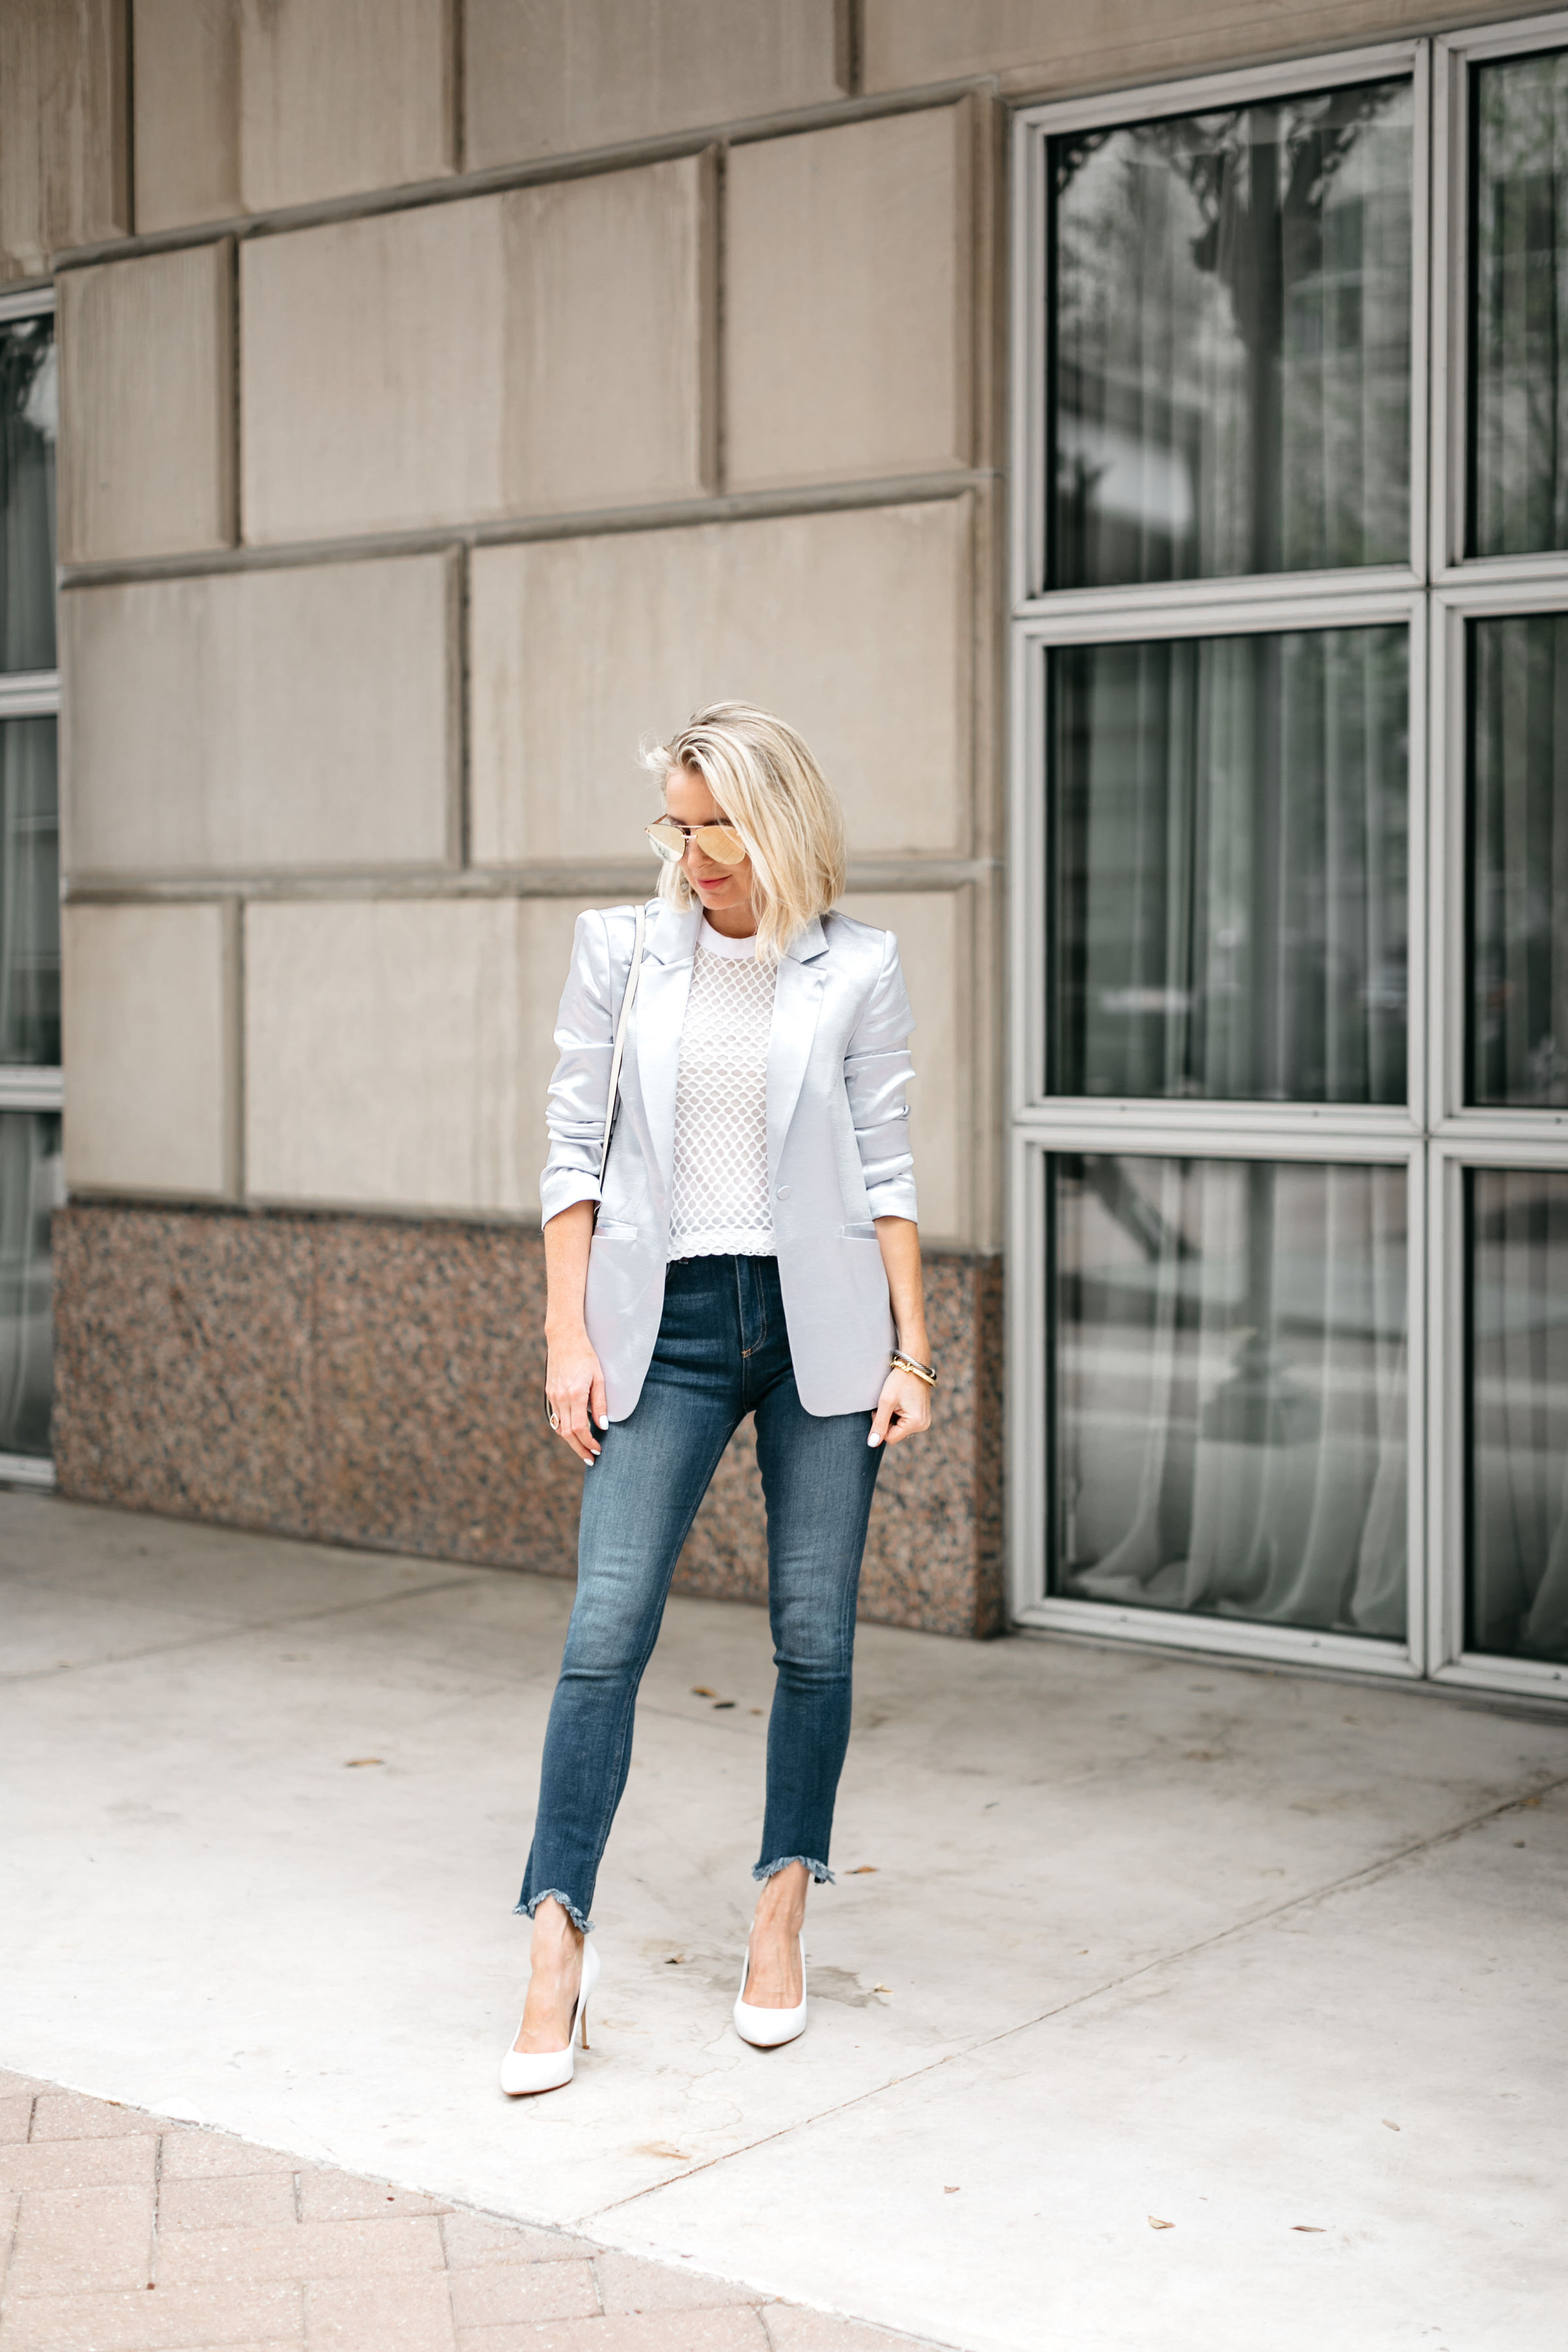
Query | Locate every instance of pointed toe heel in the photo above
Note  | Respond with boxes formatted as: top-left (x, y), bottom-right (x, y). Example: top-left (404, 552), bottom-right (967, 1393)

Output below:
top-left (500, 1938), bottom-right (600, 2096)
top-left (733, 1935), bottom-right (808, 2049)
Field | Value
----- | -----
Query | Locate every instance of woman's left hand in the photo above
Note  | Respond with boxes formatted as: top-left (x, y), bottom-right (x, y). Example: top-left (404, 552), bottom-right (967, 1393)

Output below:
top-left (868, 1367), bottom-right (934, 1448)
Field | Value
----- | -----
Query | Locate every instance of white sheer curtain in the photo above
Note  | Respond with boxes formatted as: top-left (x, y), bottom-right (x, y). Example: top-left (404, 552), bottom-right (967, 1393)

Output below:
top-left (1058, 1155), bottom-right (1409, 1640)
top-left (1471, 1170), bottom-right (1568, 1661)
top-left (1054, 625), bottom-right (1407, 1106)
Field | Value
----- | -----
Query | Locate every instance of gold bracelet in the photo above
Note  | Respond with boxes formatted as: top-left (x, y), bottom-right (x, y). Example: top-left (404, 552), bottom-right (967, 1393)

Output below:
top-left (890, 1348), bottom-right (938, 1388)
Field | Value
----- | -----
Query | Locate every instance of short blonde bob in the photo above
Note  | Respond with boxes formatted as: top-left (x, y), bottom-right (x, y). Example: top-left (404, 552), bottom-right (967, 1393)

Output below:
top-left (642, 702), bottom-right (847, 961)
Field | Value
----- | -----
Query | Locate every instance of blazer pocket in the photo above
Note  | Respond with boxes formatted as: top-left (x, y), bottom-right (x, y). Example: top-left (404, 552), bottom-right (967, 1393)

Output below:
top-left (840, 1221), bottom-right (878, 1241)
top-left (593, 1220), bottom-right (638, 1241)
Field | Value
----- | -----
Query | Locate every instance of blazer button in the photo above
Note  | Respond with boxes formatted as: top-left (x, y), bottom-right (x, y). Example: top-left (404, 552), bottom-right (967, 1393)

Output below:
top-left (776, 1185), bottom-right (791, 1200)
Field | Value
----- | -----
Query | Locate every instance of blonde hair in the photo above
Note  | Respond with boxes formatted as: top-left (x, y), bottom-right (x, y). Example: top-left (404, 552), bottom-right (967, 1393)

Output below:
top-left (642, 702), bottom-right (847, 962)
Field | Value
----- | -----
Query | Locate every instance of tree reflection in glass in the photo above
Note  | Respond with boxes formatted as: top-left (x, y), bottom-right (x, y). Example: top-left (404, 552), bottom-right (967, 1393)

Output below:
top-left (1472, 50), bottom-right (1568, 557)
top-left (0, 314), bottom-right (56, 675)
top-left (1049, 79), bottom-right (1412, 586)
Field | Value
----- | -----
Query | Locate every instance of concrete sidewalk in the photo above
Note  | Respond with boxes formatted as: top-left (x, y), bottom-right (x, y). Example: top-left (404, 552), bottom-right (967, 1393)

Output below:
top-left (2, 1493), bottom-right (1565, 2352)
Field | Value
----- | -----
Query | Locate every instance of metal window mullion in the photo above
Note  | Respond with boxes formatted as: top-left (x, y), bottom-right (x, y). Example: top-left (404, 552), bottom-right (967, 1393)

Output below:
top-left (1011, 568), bottom-right (1422, 631)
top-left (1428, 1131), bottom-right (1568, 1700)
top-left (1011, 41), bottom-right (1424, 144)
top-left (0, 676), bottom-right (60, 722)
top-left (1014, 584), bottom-right (1424, 650)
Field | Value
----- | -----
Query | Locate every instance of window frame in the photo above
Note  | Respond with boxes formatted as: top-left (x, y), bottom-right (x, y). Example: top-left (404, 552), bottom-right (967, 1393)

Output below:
top-left (0, 281), bottom-right (62, 1491)
top-left (1009, 20), bottom-right (1568, 1699)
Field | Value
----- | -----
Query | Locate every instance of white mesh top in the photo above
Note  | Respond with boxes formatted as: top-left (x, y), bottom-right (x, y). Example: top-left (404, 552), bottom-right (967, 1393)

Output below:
top-left (667, 920), bottom-right (778, 1262)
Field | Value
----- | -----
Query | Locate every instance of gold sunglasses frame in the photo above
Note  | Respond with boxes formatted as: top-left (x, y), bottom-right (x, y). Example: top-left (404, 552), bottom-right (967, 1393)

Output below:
top-left (645, 819), bottom-right (747, 866)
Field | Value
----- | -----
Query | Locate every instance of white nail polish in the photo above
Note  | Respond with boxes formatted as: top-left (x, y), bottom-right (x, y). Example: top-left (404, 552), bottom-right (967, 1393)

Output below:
top-left (867, 1431), bottom-right (882, 1448)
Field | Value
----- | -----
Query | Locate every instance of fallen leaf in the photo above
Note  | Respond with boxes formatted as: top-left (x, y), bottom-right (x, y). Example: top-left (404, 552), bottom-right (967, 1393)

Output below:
top-left (1382, 2119), bottom-right (1400, 2131)
top-left (1292, 2225), bottom-right (1327, 2233)
top-left (344, 1757), bottom-right (384, 1768)
top-left (749, 1707), bottom-right (763, 1715)
top-left (872, 1983), bottom-right (892, 1993)
top-left (691, 1686), bottom-right (717, 1698)
top-left (713, 1700), bottom-right (736, 1710)
top-left (1148, 2216), bottom-right (1174, 2230)
top-left (664, 1955), bottom-right (685, 1965)
top-left (848, 1865), bottom-right (878, 1874)
top-left (944, 2185), bottom-right (960, 2193)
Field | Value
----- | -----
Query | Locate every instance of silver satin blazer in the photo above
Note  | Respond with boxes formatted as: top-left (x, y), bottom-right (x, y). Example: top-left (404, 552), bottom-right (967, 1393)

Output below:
top-left (540, 898), bottom-right (919, 1420)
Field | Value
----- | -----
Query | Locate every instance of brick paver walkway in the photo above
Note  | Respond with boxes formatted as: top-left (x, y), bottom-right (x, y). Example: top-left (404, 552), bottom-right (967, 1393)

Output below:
top-left (0, 2070), bottom-right (932, 2352)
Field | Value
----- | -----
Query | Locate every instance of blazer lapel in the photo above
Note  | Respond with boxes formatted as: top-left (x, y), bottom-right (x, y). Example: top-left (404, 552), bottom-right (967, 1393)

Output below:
top-left (629, 900), bottom-right (700, 1196)
top-left (766, 917), bottom-right (828, 1184)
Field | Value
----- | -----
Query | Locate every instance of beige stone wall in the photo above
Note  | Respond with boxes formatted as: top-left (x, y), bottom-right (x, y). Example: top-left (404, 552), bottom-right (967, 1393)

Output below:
top-left (36, 0), bottom-right (1504, 1261)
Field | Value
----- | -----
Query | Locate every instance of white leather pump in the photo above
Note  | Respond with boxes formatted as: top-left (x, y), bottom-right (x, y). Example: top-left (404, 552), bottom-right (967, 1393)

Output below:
top-left (733, 1934), bottom-right (808, 2048)
top-left (500, 1937), bottom-right (600, 2097)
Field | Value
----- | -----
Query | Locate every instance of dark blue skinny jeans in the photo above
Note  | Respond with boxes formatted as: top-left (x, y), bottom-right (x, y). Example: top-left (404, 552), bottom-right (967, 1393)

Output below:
top-left (517, 1254), bottom-right (883, 1933)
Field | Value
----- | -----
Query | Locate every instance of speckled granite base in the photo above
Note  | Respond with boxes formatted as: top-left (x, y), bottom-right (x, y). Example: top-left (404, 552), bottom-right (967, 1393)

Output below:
top-left (53, 1205), bottom-right (1003, 1637)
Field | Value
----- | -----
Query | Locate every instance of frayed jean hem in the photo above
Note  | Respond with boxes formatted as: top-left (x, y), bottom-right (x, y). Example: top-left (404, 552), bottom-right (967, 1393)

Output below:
top-left (752, 1854), bottom-right (834, 1887)
top-left (514, 1887), bottom-right (594, 1935)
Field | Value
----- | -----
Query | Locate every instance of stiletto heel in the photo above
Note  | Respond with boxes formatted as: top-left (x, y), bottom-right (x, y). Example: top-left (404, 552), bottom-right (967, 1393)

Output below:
top-left (500, 1938), bottom-right (600, 2096)
top-left (733, 1933), bottom-right (808, 2048)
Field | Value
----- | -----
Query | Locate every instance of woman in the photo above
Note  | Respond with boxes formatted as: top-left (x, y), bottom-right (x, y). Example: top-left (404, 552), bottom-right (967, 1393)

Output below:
top-left (502, 702), bottom-right (935, 2096)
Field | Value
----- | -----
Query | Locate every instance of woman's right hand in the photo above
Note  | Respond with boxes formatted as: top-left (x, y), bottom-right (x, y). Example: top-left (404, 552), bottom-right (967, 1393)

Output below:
top-left (546, 1326), bottom-right (609, 1464)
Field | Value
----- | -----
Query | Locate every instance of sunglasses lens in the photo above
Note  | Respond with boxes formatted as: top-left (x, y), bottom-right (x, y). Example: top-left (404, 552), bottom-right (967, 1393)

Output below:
top-left (698, 826), bottom-right (746, 866)
top-left (645, 821), bottom-right (685, 862)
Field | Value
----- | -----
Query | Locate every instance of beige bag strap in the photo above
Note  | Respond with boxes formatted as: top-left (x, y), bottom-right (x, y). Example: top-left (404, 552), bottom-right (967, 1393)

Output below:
top-left (598, 901), bottom-right (646, 1188)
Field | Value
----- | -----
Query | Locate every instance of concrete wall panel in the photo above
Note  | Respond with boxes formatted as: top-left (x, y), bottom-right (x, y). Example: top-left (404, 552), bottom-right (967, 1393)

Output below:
top-left (245, 896), bottom-right (585, 1214)
top-left (727, 107), bottom-right (972, 490)
top-left (131, 0), bottom-right (243, 233)
top-left (63, 555), bottom-right (456, 876)
top-left (862, 0), bottom-right (1537, 95)
top-left (59, 246), bottom-right (235, 563)
top-left (465, 0), bottom-right (845, 169)
top-left (240, 0), bottom-right (454, 212)
top-left (63, 904), bottom-right (233, 1198)
top-left (470, 499), bottom-right (972, 866)
top-left (840, 889), bottom-right (968, 1246)
top-left (242, 157), bottom-right (710, 543)
top-left (1, 0), bottom-right (129, 279)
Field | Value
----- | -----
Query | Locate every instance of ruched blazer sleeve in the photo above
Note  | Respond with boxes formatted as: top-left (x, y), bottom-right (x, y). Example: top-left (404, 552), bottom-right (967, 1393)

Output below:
top-left (843, 931), bottom-right (918, 1224)
top-left (538, 909), bottom-right (620, 1230)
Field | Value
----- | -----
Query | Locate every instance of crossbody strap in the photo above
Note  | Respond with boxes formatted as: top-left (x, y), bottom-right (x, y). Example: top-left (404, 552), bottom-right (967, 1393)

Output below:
top-left (598, 900), bottom-right (647, 1189)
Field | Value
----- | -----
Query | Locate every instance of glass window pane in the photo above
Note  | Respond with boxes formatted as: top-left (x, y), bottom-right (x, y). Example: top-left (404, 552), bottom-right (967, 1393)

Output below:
top-left (0, 717), bottom-right (58, 1068)
top-left (1470, 615), bottom-right (1568, 1105)
top-left (1050, 627), bottom-right (1407, 1103)
top-left (1052, 1154), bottom-right (1409, 1639)
top-left (1472, 50), bottom-right (1568, 558)
top-left (0, 313), bottom-right (57, 674)
top-left (1469, 1169), bottom-right (1568, 1662)
top-left (1049, 79), bottom-right (1412, 587)
top-left (0, 1109), bottom-right (59, 1456)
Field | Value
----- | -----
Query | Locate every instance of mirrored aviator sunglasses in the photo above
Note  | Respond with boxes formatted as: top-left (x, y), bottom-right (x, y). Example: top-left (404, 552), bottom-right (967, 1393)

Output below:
top-left (645, 818), bottom-right (747, 866)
